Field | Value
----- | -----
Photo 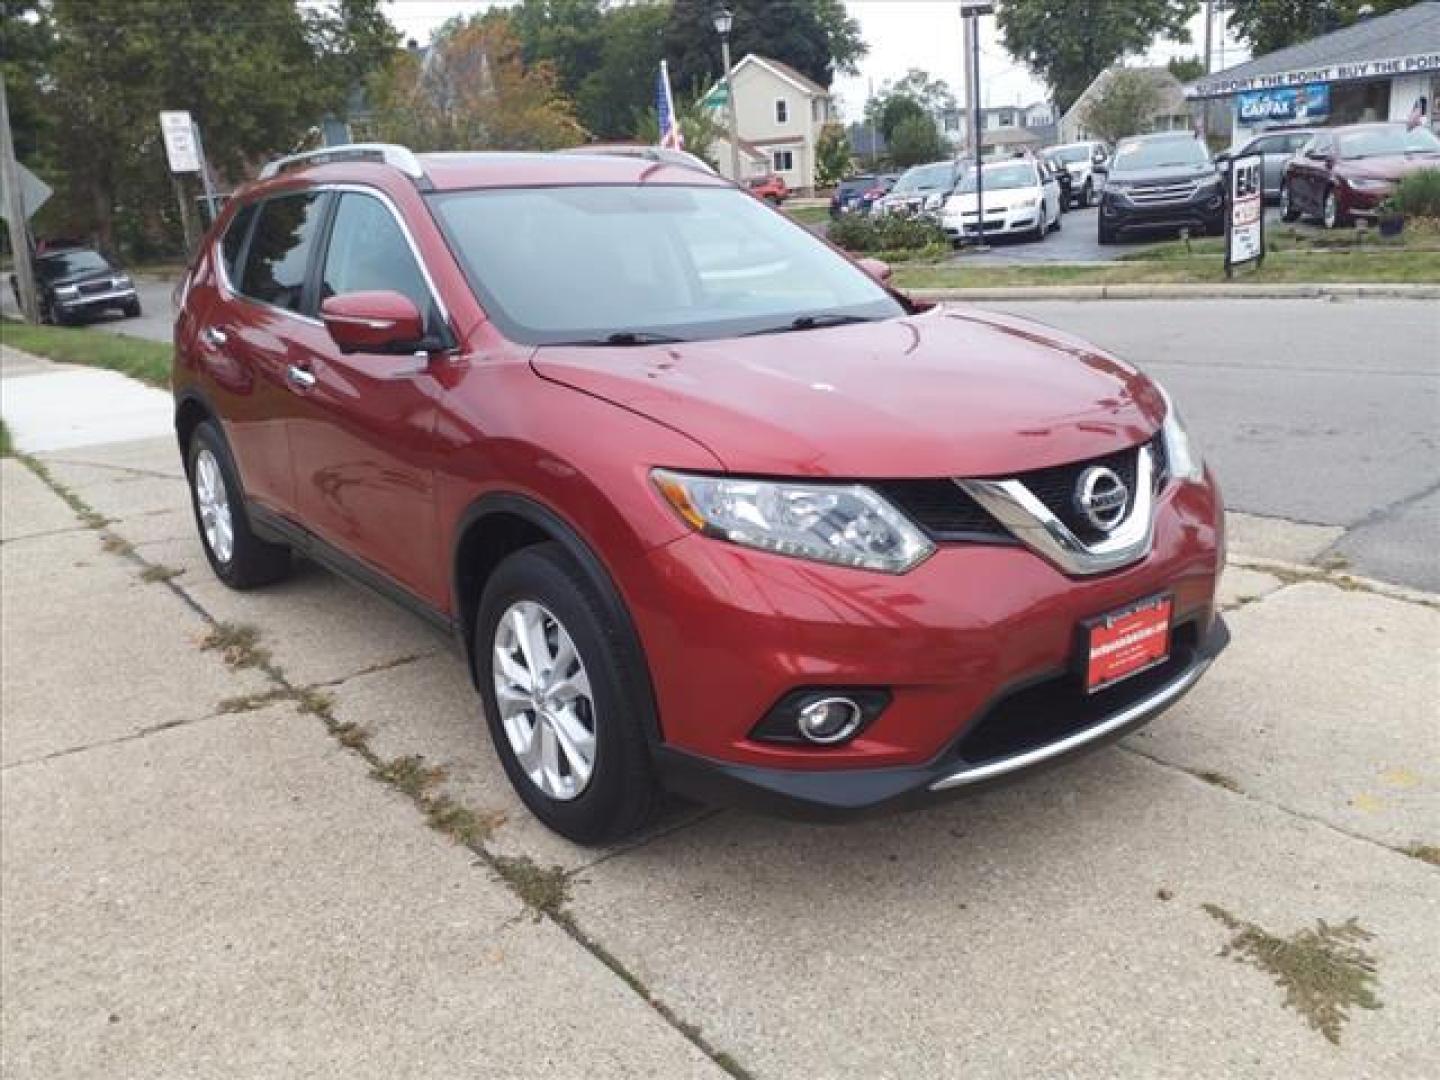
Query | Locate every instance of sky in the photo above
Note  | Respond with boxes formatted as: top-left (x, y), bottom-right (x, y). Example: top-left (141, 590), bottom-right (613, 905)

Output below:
top-left (382, 0), bottom-right (1251, 119)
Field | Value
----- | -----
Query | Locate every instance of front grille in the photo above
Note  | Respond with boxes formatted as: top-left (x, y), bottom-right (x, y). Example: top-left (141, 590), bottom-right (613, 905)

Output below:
top-left (1127, 181), bottom-right (1198, 205)
top-left (1011, 441), bottom-right (1151, 546)
top-left (876, 479), bottom-right (1012, 542)
top-left (77, 280), bottom-right (111, 296)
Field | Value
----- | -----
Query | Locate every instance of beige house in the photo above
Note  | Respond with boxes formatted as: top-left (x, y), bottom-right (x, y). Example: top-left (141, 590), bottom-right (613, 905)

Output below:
top-left (1056, 66), bottom-right (1197, 145)
top-left (704, 54), bottom-right (835, 193)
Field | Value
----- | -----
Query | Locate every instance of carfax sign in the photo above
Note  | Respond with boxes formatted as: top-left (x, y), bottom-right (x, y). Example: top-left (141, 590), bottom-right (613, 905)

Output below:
top-left (1237, 83), bottom-right (1330, 125)
top-left (1226, 154), bottom-right (1265, 276)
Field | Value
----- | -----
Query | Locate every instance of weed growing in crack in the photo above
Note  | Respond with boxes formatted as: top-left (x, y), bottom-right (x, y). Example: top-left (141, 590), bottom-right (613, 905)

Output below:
top-left (372, 754), bottom-right (447, 799)
top-left (1196, 770), bottom-right (1242, 792)
top-left (1402, 842), bottom-right (1439, 867)
top-left (427, 795), bottom-right (506, 846)
top-left (294, 688), bottom-right (334, 717)
top-left (217, 688), bottom-right (295, 714)
top-left (332, 721), bottom-right (370, 749)
top-left (101, 533), bottom-right (135, 556)
top-left (139, 564), bottom-right (184, 583)
top-left (1203, 904), bottom-right (1381, 1045)
top-left (200, 622), bottom-right (271, 671)
top-left (492, 854), bottom-right (570, 921)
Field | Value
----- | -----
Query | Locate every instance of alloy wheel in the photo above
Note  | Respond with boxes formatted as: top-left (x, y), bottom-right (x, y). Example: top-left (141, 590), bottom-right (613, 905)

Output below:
top-left (194, 447), bottom-right (234, 564)
top-left (1324, 190), bottom-right (1339, 229)
top-left (492, 600), bottom-right (597, 801)
top-left (1279, 185), bottom-right (1291, 219)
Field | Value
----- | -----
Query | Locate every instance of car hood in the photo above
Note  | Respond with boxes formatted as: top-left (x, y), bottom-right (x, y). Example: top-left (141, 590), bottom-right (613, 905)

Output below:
top-left (1338, 153), bottom-right (1440, 181)
top-left (1109, 162), bottom-right (1218, 185)
top-left (530, 306), bottom-right (1164, 478)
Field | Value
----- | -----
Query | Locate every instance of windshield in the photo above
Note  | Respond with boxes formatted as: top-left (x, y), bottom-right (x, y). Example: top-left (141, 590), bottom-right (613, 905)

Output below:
top-left (1050, 146), bottom-right (1091, 164)
top-left (955, 162), bottom-right (1037, 193)
top-left (1112, 136), bottom-right (1211, 172)
top-left (1338, 125), bottom-right (1440, 159)
top-left (429, 185), bottom-right (905, 345)
top-left (37, 250), bottom-right (111, 281)
top-left (892, 163), bottom-right (955, 193)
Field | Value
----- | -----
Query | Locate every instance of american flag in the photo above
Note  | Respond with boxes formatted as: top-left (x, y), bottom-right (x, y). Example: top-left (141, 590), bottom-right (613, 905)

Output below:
top-left (656, 60), bottom-right (684, 150)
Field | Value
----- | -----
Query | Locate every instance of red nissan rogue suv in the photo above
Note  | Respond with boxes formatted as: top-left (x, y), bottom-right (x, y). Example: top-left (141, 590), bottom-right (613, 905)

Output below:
top-left (173, 144), bottom-right (1227, 843)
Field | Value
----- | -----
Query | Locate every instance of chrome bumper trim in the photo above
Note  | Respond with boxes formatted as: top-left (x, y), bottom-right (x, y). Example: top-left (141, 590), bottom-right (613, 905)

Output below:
top-left (928, 649), bottom-right (1209, 792)
top-left (58, 288), bottom-right (137, 306)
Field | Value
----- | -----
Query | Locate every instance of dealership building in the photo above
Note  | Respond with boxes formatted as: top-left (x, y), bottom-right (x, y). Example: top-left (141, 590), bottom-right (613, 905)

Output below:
top-left (1186, 2), bottom-right (1440, 146)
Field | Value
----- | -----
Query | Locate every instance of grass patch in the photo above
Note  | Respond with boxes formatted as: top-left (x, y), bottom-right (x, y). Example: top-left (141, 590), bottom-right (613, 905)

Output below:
top-left (1203, 904), bottom-right (1381, 1045)
top-left (15, 453), bottom-right (111, 528)
top-left (784, 204), bottom-right (830, 227)
top-left (200, 621), bottom-right (272, 671)
top-left (0, 420), bottom-right (12, 457)
top-left (894, 249), bottom-right (1440, 289)
top-left (493, 853), bottom-right (571, 921)
top-left (1403, 843), bottom-right (1440, 867)
top-left (139, 563), bottom-right (184, 583)
top-left (1, 321), bottom-right (171, 388)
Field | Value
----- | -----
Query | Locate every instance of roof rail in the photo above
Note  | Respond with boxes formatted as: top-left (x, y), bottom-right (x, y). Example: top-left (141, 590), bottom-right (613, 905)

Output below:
top-left (258, 143), bottom-right (426, 182)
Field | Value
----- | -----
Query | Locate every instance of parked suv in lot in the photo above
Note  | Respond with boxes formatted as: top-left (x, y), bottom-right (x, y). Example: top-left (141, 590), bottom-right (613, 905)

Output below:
top-left (1098, 132), bottom-right (1226, 244)
top-left (174, 143), bottom-right (1227, 843)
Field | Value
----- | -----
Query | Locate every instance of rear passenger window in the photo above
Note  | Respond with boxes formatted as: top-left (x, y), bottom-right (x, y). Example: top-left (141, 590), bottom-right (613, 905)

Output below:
top-left (240, 192), bottom-right (327, 312)
top-left (319, 193), bottom-right (437, 328)
top-left (220, 203), bottom-right (256, 285)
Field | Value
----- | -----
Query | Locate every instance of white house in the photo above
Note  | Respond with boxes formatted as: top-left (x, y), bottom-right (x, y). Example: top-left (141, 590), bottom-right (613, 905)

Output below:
top-left (704, 54), bottom-right (835, 193)
top-left (1057, 66), bottom-right (1196, 145)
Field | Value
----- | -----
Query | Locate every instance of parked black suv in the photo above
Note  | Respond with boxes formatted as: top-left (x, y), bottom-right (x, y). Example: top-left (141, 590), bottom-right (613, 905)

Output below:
top-left (1097, 132), bottom-right (1225, 244)
top-left (11, 247), bottom-right (141, 325)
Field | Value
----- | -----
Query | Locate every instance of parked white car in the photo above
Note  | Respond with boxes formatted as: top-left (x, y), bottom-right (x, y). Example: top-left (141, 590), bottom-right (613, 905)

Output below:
top-left (876, 160), bottom-right (962, 217)
top-left (1045, 140), bottom-right (1110, 207)
top-left (941, 159), bottom-right (1062, 243)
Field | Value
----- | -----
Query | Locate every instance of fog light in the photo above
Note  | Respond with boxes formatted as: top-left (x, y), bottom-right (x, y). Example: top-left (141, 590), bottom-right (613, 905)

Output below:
top-left (797, 697), bottom-right (864, 744)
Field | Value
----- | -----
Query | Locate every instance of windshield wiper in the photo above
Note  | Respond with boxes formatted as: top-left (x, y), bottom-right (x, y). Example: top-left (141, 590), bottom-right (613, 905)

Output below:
top-left (742, 313), bottom-right (880, 337)
top-left (550, 330), bottom-right (689, 346)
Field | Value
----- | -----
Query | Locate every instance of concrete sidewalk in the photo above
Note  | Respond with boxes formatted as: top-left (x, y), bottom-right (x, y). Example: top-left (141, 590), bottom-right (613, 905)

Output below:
top-left (3, 348), bottom-right (1438, 1078)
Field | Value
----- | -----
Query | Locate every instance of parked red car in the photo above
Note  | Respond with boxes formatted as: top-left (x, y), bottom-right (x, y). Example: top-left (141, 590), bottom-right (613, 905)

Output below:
top-left (174, 145), bottom-right (1227, 843)
top-left (746, 172), bottom-right (788, 204)
top-left (1280, 122), bottom-right (1440, 228)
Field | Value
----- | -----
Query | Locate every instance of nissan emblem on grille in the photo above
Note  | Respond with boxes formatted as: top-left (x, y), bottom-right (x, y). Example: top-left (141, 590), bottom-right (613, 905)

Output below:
top-left (1074, 466), bottom-right (1129, 532)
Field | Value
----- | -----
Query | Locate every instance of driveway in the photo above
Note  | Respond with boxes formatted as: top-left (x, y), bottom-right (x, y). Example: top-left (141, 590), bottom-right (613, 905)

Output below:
top-left (2, 341), bottom-right (1438, 1078)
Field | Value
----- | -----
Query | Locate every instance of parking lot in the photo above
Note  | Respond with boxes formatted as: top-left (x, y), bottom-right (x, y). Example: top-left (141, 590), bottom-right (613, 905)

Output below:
top-left (3, 300), bottom-right (1437, 1077)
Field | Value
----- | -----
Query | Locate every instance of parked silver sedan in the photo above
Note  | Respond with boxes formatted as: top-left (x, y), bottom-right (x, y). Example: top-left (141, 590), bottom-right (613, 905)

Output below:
top-left (1216, 129), bottom-right (1316, 201)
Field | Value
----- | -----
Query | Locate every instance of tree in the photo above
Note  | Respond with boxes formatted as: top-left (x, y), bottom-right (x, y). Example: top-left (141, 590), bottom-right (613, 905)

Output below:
top-left (1225, 0), bottom-right (1417, 56)
top-left (814, 122), bottom-right (851, 187)
top-left (888, 113), bottom-right (945, 168)
top-left (369, 17), bottom-right (582, 151)
top-left (1167, 55), bottom-right (1206, 83)
top-left (864, 69), bottom-right (955, 141)
top-left (575, 3), bottom-right (670, 140)
top-left (633, 94), bottom-right (724, 169)
top-left (997, 0), bottom-right (1199, 115)
top-left (663, 0), bottom-right (865, 95)
top-left (40, 0), bottom-right (396, 255)
top-left (1080, 69), bottom-right (1166, 144)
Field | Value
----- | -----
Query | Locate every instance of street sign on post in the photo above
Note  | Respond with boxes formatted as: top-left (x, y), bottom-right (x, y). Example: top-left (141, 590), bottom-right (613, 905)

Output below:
top-left (1225, 153), bottom-right (1265, 277)
top-left (0, 160), bottom-right (51, 222)
top-left (159, 111), bottom-right (201, 173)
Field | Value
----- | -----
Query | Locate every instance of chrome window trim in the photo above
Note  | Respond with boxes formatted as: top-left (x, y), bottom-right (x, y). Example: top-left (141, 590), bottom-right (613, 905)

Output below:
top-left (213, 183), bottom-right (451, 335)
top-left (928, 644), bottom-right (1210, 791)
top-left (957, 445), bottom-right (1156, 576)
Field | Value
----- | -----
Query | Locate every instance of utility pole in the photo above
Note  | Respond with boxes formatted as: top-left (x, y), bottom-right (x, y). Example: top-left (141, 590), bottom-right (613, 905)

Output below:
top-left (961, 2), bottom-right (994, 250)
top-left (714, 8), bottom-right (741, 183)
top-left (1202, 0), bottom-right (1215, 139)
top-left (0, 75), bottom-right (39, 323)
top-left (960, 12), bottom-right (974, 159)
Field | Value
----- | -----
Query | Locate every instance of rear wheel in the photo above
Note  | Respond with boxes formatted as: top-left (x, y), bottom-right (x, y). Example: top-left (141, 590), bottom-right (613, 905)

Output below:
top-left (1098, 219), bottom-right (1116, 245)
top-left (186, 421), bottom-right (291, 589)
top-left (1279, 181), bottom-right (1300, 222)
top-left (477, 543), bottom-right (660, 844)
top-left (1322, 187), bottom-right (1346, 229)
top-left (1081, 178), bottom-right (1094, 207)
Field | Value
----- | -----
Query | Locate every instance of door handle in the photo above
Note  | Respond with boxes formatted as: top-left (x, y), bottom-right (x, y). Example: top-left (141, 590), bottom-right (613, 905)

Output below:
top-left (200, 326), bottom-right (228, 348)
top-left (287, 364), bottom-right (317, 390)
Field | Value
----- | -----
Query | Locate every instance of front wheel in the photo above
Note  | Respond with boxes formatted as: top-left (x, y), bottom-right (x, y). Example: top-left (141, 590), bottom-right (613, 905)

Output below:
top-left (477, 543), bottom-right (660, 844)
top-left (1098, 220), bottom-right (1116, 245)
top-left (124, 300), bottom-right (142, 318)
top-left (1279, 182), bottom-right (1300, 222)
top-left (1322, 187), bottom-right (1347, 229)
top-left (186, 421), bottom-right (291, 589)
top-left (1081, 179), bottom-right (1094, 207)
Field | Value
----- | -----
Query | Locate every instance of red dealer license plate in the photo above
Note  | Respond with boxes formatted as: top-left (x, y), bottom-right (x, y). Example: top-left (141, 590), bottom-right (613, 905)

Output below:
top-left (1084, 595), bottom-right (1173, 693)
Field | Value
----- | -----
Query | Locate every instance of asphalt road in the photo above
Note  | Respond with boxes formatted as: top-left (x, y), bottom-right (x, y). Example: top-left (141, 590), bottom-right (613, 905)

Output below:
top-left (1, 276), bottom-right (177, 344)
top-left (6, 279), bottom-right (1436, 589)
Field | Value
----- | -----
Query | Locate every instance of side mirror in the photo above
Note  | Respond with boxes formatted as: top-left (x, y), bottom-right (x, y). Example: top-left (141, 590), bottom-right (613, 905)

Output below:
top-left (320, 291), bottom-right (426, 355)
top-left (857, 257), bottom-right (893, 284)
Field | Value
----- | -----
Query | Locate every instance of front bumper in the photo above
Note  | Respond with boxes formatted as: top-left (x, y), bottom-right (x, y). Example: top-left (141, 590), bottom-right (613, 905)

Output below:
top-left (55, 287), bottom-right (137, 313)
top-left (1102, 189), bottom-right (1225, 234)
top-left (656, 614), bottom-right (1228, 819)
top-left (943, 206), bottom-right (1042, 239)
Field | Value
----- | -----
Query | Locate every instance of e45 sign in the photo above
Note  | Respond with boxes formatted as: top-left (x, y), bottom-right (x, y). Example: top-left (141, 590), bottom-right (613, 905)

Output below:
top-left (1226, 154), bottom-right (1264, 275)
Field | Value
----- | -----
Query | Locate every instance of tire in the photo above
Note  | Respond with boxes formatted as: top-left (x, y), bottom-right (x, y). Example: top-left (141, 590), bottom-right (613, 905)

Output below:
top-left (124, 300), bottom-right (142, 318)
top-left (1098, 220), bottom-right (1116, 245)
top-left (186, 420), bottom-right (291, 589)
top-left (1051, 203), bottom-right (1063, 232)
top-left (1081, 178), bottom-right (1094, 208)
top-left (1279, 181), bottom-right (1300, 222)
top-left (476, 543), bottom-right (660, 844)
top-left (1322, 187), bottom-right (1346, 230)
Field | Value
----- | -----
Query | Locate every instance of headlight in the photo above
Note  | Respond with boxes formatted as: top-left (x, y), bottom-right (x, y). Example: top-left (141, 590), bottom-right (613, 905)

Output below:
top-left (652, 470), bottom-right (934, 574)
top-left (1014, 197), bottom-right (1038, 208)
top-left (111, 274), bottom-right (132, 288)
top-left (1157, 384), bottom-right (1204, 483)
top-left (1347, 177), bottom-right (1390, 191)
top-left (55, 284), bottom-right (79, 297)
top-left (923, 192), bottom-right (944, 210)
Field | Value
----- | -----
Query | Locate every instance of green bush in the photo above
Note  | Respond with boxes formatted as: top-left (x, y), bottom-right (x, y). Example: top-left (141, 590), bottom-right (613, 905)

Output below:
top-left (1383, 168), bottom-right (1440, 219)
top-left (827, 212), bottom-right (947, 253)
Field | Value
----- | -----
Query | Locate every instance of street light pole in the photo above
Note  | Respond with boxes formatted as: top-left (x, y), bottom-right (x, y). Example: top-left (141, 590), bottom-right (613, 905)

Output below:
top-left (713, 8), bottom-right (742, 183)
top-left (960, 2), bottom-right (994, 251)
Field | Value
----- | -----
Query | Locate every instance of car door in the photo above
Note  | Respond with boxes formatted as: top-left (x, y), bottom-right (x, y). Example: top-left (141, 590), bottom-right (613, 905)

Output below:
top-left (205, 191), bottom-right (332, 517)
top-left (1295, 134), bottom-right (1332, 212)
top-left (1248, 136), bottom-right (1284, 196)
top-left (285, 188), bottom-right (452, 606)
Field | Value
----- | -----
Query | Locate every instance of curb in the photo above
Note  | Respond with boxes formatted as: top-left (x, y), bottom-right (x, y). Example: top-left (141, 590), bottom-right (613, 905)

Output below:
top-left (906, 283), bottom-right (1440, 301)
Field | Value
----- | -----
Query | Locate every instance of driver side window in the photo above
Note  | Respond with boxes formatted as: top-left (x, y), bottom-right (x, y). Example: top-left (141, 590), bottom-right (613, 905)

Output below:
top-left (320, 193), bottom-right (439, 332)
